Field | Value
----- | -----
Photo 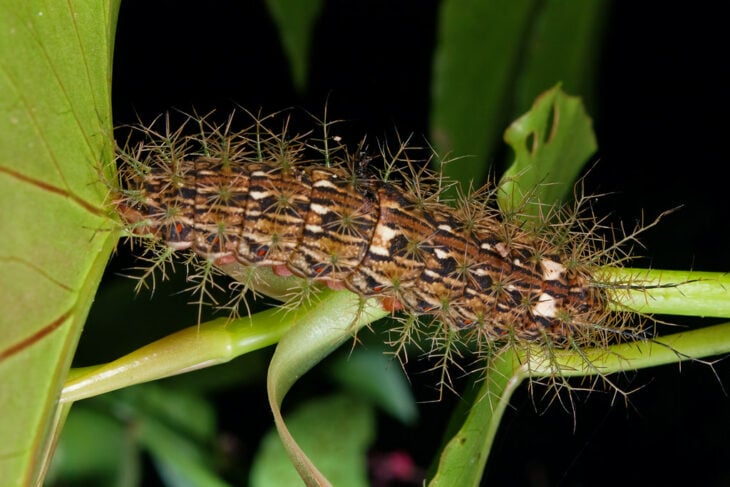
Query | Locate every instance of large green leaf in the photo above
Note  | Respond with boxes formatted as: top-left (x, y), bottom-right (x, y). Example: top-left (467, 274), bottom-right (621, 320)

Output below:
top-left (0, 0), bottom-right (120, 484)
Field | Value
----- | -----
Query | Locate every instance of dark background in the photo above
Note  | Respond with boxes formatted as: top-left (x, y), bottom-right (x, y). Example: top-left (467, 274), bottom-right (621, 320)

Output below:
top-left (108, 2), bottom-right (730, 486)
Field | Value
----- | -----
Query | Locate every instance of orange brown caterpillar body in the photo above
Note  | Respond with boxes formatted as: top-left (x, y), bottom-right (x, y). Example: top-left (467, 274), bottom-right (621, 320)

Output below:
top-left (115, 114), bottom-right (609, 345)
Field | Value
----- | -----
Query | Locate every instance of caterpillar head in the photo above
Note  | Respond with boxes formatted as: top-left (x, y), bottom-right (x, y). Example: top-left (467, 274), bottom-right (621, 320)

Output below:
top-left (115, 157), bottom-right (195, 251)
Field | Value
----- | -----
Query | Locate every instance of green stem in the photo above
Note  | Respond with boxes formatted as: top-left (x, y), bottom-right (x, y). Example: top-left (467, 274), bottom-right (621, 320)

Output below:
top-left (62, 289), bottom-right (389, 404)
top-left (601, 267), bottom-right (730, 318)
top-left (62, 309), bottom-right (293, 403)
top-left (527, 321), bottom-right (730, 378)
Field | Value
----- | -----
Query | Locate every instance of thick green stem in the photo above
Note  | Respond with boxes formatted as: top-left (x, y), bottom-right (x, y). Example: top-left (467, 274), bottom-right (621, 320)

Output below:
top-left (62, 309), bottom-right (293, 403)
top-left (62, 289), bottom-right (389, 403)
top-left (601, 267), bottom-right (730, 318)
top-left (526, 321), bottom-right (730, 378)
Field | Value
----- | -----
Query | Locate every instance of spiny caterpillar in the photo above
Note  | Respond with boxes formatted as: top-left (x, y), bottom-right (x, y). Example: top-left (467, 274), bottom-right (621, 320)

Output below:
top-left (113, 110), bottom-right (642, 357)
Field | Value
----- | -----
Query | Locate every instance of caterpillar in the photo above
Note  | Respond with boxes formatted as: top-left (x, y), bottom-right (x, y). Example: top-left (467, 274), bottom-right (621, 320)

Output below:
top-left (113, 111), bottom-right (638, 352)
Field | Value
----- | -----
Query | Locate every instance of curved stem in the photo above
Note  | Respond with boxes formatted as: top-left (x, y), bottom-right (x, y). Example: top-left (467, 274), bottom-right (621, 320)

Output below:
top-left (527, 321), bottom-right (730, 379)
top-left (266, 290), bottom-right (385, 486)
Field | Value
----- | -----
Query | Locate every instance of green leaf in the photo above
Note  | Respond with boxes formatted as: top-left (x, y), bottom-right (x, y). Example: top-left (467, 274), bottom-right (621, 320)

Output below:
top-left (0, 0), bottom-right (120, 484)
top-left (265, 0), bottom-right (325, 93)
top-left (53, 384), bottom-right (225, 487)
top-left (430, 0), bottom-right (538, 186)
top-left (113, 383), bottom-right (218, 445)
top-left (48, 406), bottom-right (138, 486)
top-left (499, 85), bottom-right (597, 212)
top-left (251, 394), bottom-right (375, 487)
top-left (139, 414), bottom-right (230, 487)
top-left (513, 1), bottom-right (610, 114)
top-left (328, 347), bottom-right (418, 426)
top-left (61, 288), bottom-right (387, 485)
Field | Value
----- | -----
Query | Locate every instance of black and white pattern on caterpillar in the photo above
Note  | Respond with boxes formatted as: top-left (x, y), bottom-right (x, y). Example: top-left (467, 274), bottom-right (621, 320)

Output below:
top-left (114, 112), bottom-right (630, 347)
